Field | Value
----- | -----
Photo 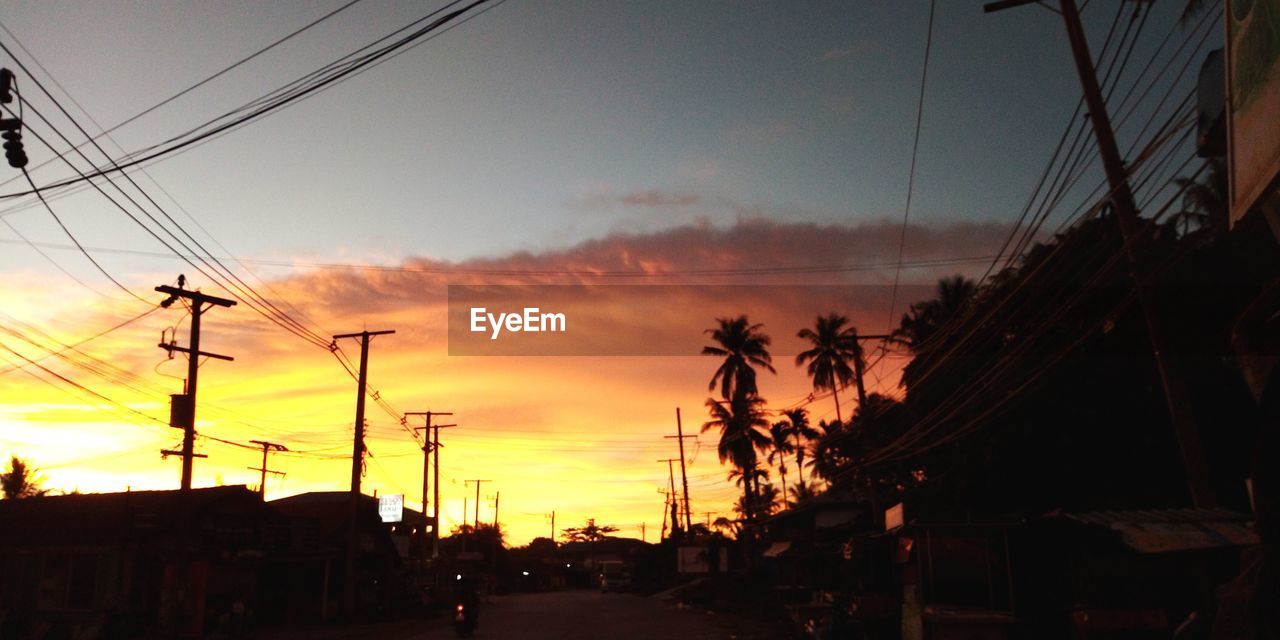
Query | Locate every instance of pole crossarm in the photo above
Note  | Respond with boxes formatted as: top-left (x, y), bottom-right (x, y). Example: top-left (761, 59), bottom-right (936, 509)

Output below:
top-left (154, 277), bottom-right (235, 492)
top-left (157, 343), bottom-right (234, 361)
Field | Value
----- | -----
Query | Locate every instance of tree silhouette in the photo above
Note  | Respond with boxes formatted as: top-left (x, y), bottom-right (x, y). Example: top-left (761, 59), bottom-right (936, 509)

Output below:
top-left (796, 313), bottom-right (863, 422)
top-left (711, 516), bottom-right (741, 538)
top-left (1, 456), bottom-right (48, 500)
top-left (703, 316), bottom-right (775, 401)
top-left (894, 275), bottom-right (977, 392)
top-left (779, 407), bottom-right (822, 487)
top-left (767, 420), bottom-right (794, 506)
top-left (703, 394), bottom-right (770, 522)
top-left (561, 518), bottom-right (619, 542)
top-left (733, 479), bottom-right (780, 520)
top-left (788, 480), bottom-right (820, 506)
top-left (1171, 158), bottom-right (1228, 236)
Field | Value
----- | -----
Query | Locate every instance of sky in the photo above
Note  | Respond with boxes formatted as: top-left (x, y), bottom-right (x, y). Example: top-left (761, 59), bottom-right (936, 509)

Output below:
top-left (0, 1), bottom-right (1213, 544)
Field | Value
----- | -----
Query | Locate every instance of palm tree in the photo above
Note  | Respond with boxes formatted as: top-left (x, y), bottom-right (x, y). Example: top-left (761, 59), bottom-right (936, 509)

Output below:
top-left (727, 464), bottom-right (770, 491)
top-left (734, 480), bottom-right (781, 519)
top-left (703, 316), bottom-right (775, 401)
top-left (795, 313), bottom-right (862, 422)
top-left (767, 420), bottom-right (795, 505)
top-left (1, 456), bottom-right (47, 500)
top-left (895, 275), bottom-right (977, 352)
top-left (712, 516), bottom-right (741, 538)
top-left (788, 479), bottom-right (820, 506)
top-left (703, 394), bottom-right (771, 521)
top-left (1171, 158), bottom-right (1228, 235)
top-left (779, 407), bottom-right (822, 486)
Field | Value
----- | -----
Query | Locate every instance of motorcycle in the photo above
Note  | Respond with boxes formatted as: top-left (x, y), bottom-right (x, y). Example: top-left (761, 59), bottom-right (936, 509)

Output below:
top-left (453, 575), bottom-right (479, 637)
top-left (453, 601), bottom-right (478, 637)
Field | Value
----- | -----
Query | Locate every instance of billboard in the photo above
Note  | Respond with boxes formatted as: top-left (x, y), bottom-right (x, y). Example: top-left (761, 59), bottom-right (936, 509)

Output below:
top-left (1227, 0), bottom-right (1280, 225)
top-left (378, 494), bottom-right (404, 523)
top-left (885, 503), bottom-right (905, 531)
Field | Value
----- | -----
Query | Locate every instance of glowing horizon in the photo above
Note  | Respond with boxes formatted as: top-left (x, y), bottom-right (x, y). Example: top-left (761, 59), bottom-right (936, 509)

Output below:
top-left (0, 218), bottom-right (995, 545)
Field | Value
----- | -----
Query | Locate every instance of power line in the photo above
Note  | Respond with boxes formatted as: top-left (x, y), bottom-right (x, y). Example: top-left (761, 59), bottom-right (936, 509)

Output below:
top-left (884, 0), bottom-right (937, 339)
top-left (0, 0), bottom-right (368, 191)
top-left (0, 237), bottom-right (1001, 278)
top-left (0, 0), bottom-right (496, 200)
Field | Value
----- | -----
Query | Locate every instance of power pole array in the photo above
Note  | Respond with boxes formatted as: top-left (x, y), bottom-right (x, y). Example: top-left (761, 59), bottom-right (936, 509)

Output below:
top-left (665, 408), bottom-right (696, 530)
top-left (983, 0), bottom-right (1214, 507)
top-left (405, 411), bottom-right (453, 562)
top-left (431, 422), bottom-right (458, 558)
top-left (465, 479), bottom-right (490, 529)
top-left (658, 458), bottom-right (681, 536)
top-left (332, 329), bottom-right (394, 617)
top-left (156, 277), bottom-right (236, 491)
top-left (247, 440), bottom-right (287, 500)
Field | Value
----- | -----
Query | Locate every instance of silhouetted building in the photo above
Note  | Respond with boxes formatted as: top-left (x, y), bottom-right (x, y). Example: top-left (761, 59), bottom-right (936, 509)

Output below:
top-left (266, 491), bottom-right (424, 620)
top-left (0, 485), bottom-right (268, 638)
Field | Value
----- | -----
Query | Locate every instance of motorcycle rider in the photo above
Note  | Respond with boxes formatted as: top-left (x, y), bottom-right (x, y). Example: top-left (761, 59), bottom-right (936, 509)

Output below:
top-left (453, 574), bottom-right (480, 635)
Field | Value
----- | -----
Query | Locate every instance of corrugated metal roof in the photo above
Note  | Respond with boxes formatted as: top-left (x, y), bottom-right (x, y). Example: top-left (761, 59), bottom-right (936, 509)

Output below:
top-left (1060, 508), bottom-right (1259, 554)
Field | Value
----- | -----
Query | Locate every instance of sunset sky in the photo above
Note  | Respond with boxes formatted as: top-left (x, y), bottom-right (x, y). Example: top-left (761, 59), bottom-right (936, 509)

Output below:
top-left (0, 1), bottom-right (1203, 544)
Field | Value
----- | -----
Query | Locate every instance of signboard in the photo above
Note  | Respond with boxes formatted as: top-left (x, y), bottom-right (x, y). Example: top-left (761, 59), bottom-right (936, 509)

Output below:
top-left (378, 494), bottom-right (403, 523)
top-left (885, 503), bottom-right (905, 531)
top-left (1227, 0), bottom-right (1280, 225)
top-left (677, 546), bottom-right (728, 573)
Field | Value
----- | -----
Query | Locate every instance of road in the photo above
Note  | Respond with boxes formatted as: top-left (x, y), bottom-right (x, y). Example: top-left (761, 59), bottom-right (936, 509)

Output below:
top-left (259, 590), bottom-right (783, 640)
top-left (408, 589), bottom-right (781, 639)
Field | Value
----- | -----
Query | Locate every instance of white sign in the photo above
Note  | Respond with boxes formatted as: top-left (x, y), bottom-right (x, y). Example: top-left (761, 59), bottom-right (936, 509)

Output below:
top-left (885, 503), bottom-right (904, 531)
top-left (378, 494), bottom-right (404, 523)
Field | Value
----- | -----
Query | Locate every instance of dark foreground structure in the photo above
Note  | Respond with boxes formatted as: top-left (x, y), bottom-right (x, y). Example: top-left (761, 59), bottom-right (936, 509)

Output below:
top-left (0, 486), bottom-right (424, 639)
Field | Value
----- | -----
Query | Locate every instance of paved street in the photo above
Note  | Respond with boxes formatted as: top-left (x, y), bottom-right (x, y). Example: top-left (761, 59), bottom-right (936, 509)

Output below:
top-left (409, 590), bottom-right (781, 640)
top-left (261, 590), bottom-right (784, 640)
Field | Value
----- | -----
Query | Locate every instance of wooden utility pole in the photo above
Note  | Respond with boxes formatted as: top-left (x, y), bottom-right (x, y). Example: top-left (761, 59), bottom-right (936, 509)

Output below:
top-left (665, 408), bottom-right (696, 530)
top-left (984, 0), bottom-right (1215, 507)
top-left (493, 491), bottom-right (500, 530)
top-left (405, 411), bottom-right (453, 562)
top-left (156, 278), bottom-right (235, 491)
top-left (465, 479), bottom-right (490, 529)
top-left (430, 423), bottom-right (457, 558)
top-left (659, 489), bottom-right (671, 540)
top-left (332, 329), bottom-right (394, 617)
top-left (658, 458), bottom-right (680, 535)
top-left (247, 440), bottom-right (287, 500)
top-left (550, 510), bottom-right (556, 543)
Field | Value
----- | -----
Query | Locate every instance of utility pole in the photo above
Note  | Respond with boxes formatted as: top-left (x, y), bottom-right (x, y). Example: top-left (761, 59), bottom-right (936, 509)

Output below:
top-left (665, 408), bottom-right (696, 530)
top-left (640, 522), bottom-right (646, 543)
top-left (984, 0), bottom-right (1215, 507)
top-left (247, 440), bottom-right (287, 500)
top-left (332, 328), bottom-right (394, 618)
top-left (493, 491), bottom-right (500, 530)
top-left (703, 512), bottom-right (715, 528)
top-left (659, 489), bottom-right (671, 540)
top-left (465, 480), bottom-right (489, 529)
top-left (658, 459), bottom-right (680, 536)
top-left (433, 423), bottom-right (456, 557)
top-left (550, 510), bottom-right (556, 544)
top-left (156, 277), bottom-right (235, 491)
top-left (405, 411), bottom-right (453, 563)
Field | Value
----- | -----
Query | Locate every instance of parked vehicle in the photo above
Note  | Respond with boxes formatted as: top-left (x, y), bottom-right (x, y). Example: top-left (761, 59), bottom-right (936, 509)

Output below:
top-left (598, 560), bottom-right (630, 591)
